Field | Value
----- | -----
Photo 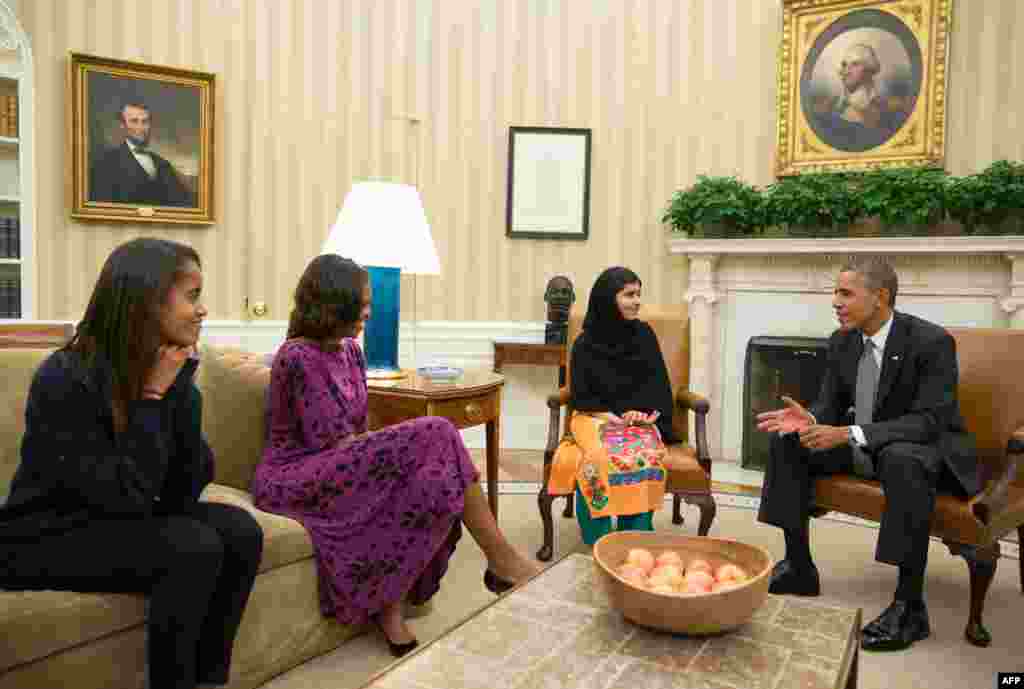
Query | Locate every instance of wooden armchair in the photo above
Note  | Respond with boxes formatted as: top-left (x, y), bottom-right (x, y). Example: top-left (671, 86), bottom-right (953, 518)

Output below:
top-left (537, 304), bottom-right (716, 561)
top-left (810, 327), bottom-right (1024, 647)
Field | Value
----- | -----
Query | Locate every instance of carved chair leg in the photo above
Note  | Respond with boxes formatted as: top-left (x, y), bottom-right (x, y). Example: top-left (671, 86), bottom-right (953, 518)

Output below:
top-left (562, 494), bottom-right (574, 519)
top-left (537, 449), bottom-right (557, 562)
top-left (1019, 525), bottom-right (1024, 594)
top-left (946, 540), bottom-right (1000, 647)
top-left (683, 493), bottom-right (717, 536)
top-left (672, 494), bottom-right (684, 525)
top-left (537, 487), bottom-right (555, 562)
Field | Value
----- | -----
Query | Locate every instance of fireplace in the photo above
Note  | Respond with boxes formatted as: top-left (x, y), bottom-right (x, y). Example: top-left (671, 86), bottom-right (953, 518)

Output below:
top-left (741, 336), bottom-right (828, 470)
top-left (666, 244), bottom-right (1022, 466)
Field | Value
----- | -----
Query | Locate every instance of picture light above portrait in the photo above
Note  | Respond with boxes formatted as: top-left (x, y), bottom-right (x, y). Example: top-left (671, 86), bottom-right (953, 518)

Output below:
top-left (322, 181), bottom-right (440, 379)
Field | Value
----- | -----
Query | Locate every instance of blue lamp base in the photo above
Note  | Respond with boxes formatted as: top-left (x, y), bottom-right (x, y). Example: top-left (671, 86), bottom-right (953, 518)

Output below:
top-left (364, 266), bottom-right (406, 379)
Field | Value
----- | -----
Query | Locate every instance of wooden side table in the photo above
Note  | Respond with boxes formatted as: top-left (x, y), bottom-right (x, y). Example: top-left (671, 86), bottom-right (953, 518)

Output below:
top-left (366, 370), bottom-right (505, 520)
top-left (492, 340), bottom-right (567, 386)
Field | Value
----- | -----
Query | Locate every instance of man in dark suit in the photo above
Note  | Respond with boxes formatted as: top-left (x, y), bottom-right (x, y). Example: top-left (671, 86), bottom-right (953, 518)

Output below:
top-left (89, 102), bottom-right (194, 207)
top-left (756, 257), bottom-right (980, 651)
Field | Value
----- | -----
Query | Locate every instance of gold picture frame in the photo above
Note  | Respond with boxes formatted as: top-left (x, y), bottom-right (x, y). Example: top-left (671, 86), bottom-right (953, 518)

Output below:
top-left (775, 0), bottom-right (951, 176)
top-left (70, 52), bottom-right (215, 224)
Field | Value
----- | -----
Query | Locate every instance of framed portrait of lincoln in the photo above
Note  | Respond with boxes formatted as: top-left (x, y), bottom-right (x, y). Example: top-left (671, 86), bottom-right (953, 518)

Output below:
top-left (70, 52), bottom-right (215, 224)
top-left (775, 0), bottom-right (951, 176)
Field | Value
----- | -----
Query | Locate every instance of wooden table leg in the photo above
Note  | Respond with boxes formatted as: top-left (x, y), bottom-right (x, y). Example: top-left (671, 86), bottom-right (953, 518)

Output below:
top-left (485, 417), bottom-right (500, 520)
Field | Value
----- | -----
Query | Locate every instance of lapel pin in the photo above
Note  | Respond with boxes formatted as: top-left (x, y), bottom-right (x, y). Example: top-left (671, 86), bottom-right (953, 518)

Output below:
top-left (891, 355), bottom-right (900, 360)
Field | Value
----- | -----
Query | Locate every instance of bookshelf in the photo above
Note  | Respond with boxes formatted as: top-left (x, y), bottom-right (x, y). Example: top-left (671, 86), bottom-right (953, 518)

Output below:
top-left (0, 1), bottom-right (32, 320)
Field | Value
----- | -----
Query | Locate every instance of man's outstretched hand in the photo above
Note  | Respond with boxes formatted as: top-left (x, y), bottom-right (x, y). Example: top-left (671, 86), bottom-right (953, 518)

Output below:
top-left (756, 395), bottom-right (813, 434)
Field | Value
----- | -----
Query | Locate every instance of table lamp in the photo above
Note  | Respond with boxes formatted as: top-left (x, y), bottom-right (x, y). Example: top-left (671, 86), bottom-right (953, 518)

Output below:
top-left (322, 182), bottom-right (441, 379)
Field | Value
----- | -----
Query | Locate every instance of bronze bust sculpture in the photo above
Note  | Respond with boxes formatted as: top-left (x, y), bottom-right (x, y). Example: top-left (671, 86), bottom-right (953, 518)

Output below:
top-left (544, 275), bottom-right (575, 344)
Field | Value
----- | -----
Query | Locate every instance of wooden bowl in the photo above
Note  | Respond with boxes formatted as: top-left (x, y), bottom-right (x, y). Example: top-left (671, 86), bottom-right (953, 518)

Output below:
top-left (593, 531), bottom-right (774, 635)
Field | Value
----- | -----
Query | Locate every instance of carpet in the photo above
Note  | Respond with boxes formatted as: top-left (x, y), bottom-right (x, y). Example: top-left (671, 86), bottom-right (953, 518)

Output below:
top-left (261, 492), bottom-right (1020, 689)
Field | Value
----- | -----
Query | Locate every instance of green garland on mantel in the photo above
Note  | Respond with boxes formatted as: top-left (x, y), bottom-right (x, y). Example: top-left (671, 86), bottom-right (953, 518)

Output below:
top-left (662, 161), bottom-right (1024, 239)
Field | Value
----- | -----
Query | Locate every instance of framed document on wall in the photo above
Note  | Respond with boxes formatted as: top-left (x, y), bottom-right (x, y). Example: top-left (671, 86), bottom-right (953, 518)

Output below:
top-left (506, 127), bottom-right (592, 240)
top-left (775, 0), bottom-right (951, 175)
top-left (70, 52), bottom-right (216, 224)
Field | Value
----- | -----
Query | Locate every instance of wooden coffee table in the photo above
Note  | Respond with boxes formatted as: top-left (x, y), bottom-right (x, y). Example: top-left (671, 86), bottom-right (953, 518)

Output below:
top-left (358, 553), bottom-right (860, 689)
top-left (366, 369), bottom-right (505, 520)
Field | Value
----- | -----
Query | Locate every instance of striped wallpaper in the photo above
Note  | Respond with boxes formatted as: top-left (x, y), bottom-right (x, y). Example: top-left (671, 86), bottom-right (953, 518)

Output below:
top-left (15, 0), bottom-right (1024, 322)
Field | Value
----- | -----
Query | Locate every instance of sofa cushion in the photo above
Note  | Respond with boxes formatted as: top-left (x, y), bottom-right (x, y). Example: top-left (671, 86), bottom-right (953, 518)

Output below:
top-left (0, 589), bottom-right (146, 673)
top-left (201, 483), bottom-right (314, 573)
top-left (197, 345), bottom-right (273, 492)
top-left (0, 482), bottom-right (315, 674)
top-left (0, 349), bottom-right (55, 494)
top-left (0, 484), bottom-right (313, 674)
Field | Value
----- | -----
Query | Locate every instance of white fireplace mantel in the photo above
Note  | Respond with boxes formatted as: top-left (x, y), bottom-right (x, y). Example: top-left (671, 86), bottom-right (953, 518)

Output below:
top-left (667, 236), bottom-right (1024, 255)
top-left (667, 237), bottom-right (1024, 465)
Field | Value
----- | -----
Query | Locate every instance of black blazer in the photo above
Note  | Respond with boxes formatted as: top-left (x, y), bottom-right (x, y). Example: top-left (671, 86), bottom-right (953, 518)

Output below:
top-left (89, 142), bottom-right (194, 207)
top-left (0, 351), bottom-right (213, 543)
top-left (810, 311), bottom-right (980, 496)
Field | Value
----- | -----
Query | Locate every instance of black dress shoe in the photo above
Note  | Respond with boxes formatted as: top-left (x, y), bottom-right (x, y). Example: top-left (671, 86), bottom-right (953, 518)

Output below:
top-left (385, 636), bottom-right (419, 658)
top-left (372, 615), bottom-right (420, 658)
top-left (860, 600), bottom-right (930, 651)
top-left (768, 559), bottom-right (821, 596)
top-left (484, 569), bottom-right (516, 595)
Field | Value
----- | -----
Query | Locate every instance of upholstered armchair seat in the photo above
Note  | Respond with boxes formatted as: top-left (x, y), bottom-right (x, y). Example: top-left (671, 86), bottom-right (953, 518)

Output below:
top-left (665, 444), bottom-right (710, 493)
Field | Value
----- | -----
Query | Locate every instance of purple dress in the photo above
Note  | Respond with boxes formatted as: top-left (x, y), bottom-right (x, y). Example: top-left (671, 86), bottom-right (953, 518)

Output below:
top-left (252, 339), bottom-right (478, 625)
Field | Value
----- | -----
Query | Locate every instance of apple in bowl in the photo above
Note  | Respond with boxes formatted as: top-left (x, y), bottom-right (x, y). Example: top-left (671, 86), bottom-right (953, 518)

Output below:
top-left (595, 532), bottom-right (772, 635)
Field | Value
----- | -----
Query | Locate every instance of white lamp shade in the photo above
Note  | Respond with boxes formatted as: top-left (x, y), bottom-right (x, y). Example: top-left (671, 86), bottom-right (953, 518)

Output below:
top-left (322, 182), bottom-right (441, 275)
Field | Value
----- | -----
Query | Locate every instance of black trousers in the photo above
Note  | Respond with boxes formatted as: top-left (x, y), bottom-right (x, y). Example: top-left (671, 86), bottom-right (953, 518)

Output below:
top-left (0, 502), bottom-right (263, 689)
top-left (757, 432), bottom-right (948, 574)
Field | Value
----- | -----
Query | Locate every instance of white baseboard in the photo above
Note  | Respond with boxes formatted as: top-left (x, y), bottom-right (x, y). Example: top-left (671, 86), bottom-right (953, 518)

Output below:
top-left (199, 319), bottom-right (547, 360)
top-left (29, 320), bottom-right (764, 456)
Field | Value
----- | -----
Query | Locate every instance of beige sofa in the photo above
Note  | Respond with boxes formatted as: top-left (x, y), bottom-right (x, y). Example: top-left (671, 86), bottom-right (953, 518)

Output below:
top-left (0, 345), bottom-right (360, 689)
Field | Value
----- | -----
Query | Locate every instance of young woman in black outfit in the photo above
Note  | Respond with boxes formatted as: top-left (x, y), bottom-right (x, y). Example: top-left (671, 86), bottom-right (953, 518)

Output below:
top-left (0, 238), bottom-right (263, 689)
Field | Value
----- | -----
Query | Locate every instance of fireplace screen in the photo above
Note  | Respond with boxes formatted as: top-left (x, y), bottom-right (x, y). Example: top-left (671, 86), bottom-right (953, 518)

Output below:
top-left (742, 336), bottom-right (829, 471)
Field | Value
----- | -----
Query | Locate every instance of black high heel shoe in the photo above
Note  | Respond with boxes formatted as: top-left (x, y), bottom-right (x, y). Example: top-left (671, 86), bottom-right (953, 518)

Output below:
top-left (484, 569), bottom-right (516, 595)
top-left (372, 615), bottom-right (419, 658)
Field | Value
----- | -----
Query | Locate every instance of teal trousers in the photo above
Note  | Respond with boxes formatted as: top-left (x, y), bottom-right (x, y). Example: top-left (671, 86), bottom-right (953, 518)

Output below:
top-left (575, 486), bottom-right (654, 546)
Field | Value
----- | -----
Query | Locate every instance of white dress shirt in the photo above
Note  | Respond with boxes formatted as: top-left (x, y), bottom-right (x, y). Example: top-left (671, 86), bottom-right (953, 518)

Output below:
top-left (128, 141), bottom-right (157, 179)
top-left (802, 314), bottom-right (892, 446)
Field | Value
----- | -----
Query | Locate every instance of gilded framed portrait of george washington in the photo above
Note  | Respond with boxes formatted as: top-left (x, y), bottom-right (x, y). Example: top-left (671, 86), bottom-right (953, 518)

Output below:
top-left (70, 53), bottom-right (215, 224)
top-left (775, 0), bottom-right (951, 176)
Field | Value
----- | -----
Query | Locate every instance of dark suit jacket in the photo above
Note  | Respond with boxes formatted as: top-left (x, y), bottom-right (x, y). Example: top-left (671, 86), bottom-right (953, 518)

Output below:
top-left (89, 142), bottom-right (195, 207)
top-left (0, 351), bottom-right (213, 544)
top-left (810, 311), bottom-right (980, 496)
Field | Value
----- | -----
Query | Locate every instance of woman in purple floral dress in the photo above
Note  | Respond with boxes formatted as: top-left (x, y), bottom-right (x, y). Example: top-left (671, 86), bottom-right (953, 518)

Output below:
top-left (252, 255), bottom-right (540, 657)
